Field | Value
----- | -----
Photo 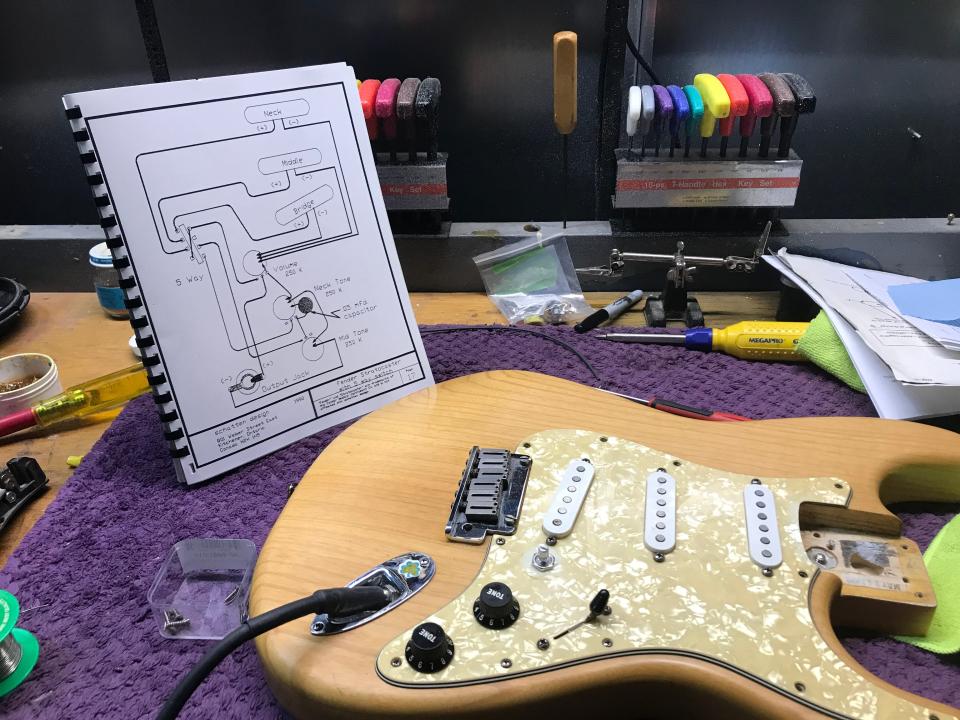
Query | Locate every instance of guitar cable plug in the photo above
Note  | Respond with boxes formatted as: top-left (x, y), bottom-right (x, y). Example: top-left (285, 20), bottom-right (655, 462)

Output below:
top-left (156, 585), bottom-right (396, 720)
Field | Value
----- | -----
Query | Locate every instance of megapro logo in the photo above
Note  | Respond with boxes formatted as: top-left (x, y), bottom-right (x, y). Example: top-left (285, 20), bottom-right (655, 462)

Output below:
top-left (418, 627), bottom-right (437, 643)
top-left (748, 337), bottom-right (784, 344)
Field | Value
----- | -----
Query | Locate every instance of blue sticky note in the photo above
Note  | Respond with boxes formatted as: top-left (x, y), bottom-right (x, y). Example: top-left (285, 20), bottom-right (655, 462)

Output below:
top-left (889, 279), bottom-right (960, 327)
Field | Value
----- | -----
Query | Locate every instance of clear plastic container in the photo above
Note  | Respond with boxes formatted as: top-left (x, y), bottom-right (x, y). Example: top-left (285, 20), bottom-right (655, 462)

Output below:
top-left (147, 538), bottom-right (256, 640)
top-left (89, 242), bottom-right (128, 318)
top-left (0, 353), bottom-right (62, 416)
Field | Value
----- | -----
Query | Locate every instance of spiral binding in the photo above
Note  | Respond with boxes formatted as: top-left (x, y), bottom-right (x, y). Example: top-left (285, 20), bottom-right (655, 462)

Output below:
top-left (65, 103), bottom-right (189, 463)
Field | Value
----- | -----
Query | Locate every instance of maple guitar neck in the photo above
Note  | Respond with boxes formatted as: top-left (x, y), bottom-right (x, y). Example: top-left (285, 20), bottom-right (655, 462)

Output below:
top-left (251, 371), bottom-right (960, 720)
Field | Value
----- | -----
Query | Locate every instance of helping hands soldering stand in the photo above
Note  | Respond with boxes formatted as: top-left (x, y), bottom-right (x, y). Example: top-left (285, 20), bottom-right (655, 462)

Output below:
top-left (578, 221), bottom-right (771, 327)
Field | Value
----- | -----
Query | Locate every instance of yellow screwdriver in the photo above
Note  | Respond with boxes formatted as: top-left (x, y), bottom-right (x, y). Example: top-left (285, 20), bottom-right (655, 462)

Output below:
top-left (597, 321), bottom-right (810, 362)
top-left (0, 363), bottom-right (151, 437)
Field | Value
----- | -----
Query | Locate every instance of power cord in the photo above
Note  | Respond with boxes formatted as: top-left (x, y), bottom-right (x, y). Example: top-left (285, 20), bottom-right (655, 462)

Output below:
top-left (420, 326), bottom-right (602, 385)
top-left (156, 585), bottom-right (394, 720)
top-left (624, 29), bottom-right (660, 85)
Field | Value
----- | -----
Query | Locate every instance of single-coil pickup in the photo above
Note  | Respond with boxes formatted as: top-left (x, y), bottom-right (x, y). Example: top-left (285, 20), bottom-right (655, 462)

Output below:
top-left (542, 459), bottom-right (595, 538)
top-left (644, 470), bottom-right (676, 557)
top-left (743, 483), bottom-right (782, 569)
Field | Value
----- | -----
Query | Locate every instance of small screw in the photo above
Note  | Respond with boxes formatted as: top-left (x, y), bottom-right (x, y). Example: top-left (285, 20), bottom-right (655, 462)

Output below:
top-left (750, 478), bottom-right (761, 485)
top-left (602, 605), bottom-right (612, 616)
top-left (795, 681), bottom-right (806, 693)
top-left (599, 436), bottom-right (608, 443)
top-left (602, 638), bottom-right (613, 647)
top-left (546, 536), bottom-right (557, 546)
top-left (522, 442), bottom-right (531, 449)
top-left (948, 214), bottom-right (955, 226)
top-left (419, 557), bottom-right (430, 567)
top-left (537, 638), bottom-right (550, 650)
top-left (287, 483), bottom-right (297, 497)
top-left (653, 552), bottom-right (665, 563)
top-left (391, 657), bottom-right (402, 667)
top-left (495, 537), bottom-right (505, 545)
top-left (500, 658), bottom-right (512, 669)
top-left (672, 460), bottom-right (681, 467)
top-left (798, 570), bottom-right (809, 578)
top-left (762, 568), bottom-right (774, 577)
top-left (907, 127), bottom-right (922, 140)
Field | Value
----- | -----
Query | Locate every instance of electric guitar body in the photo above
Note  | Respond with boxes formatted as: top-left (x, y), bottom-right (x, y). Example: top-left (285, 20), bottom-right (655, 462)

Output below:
top-left (251, 371), bottom-right (960, 719)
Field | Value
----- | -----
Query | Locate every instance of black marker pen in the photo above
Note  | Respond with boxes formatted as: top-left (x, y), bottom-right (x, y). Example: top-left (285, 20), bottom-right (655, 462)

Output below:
top-left (574, 290), bottom-right (643, 333)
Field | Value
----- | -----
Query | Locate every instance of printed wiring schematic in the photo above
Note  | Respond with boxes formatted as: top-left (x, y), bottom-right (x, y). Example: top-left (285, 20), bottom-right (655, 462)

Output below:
top-left (81, 70), bottom-right (432, 477)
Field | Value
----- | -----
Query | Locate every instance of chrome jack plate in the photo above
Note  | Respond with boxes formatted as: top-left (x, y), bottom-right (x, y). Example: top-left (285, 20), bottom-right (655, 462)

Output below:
top-left (310, 552), bottom-right (435, 636)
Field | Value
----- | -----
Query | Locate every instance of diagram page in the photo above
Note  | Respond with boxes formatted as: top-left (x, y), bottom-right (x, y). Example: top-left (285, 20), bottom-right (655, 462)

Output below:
top-left (65, 64), bottom-right (433, 483)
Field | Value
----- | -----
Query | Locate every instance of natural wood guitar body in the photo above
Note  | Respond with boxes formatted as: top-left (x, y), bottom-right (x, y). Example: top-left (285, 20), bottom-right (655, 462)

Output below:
top-left (251, 370), bottom-right (960, 719)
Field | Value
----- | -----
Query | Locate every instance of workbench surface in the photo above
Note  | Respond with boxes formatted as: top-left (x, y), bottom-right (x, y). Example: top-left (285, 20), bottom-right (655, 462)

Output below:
top-left (0, 291), bottom-right (777, 564)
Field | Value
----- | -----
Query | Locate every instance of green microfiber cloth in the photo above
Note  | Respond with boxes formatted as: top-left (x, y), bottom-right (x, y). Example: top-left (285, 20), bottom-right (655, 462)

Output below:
top-left (796, 311), bottom-right (867, 393)
top-left (894, 514), bottom-right (960, 654)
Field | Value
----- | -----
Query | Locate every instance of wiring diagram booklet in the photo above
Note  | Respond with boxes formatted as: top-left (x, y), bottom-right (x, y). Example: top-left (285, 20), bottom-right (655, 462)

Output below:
top-left (64, 64), bottom-right (433, 483)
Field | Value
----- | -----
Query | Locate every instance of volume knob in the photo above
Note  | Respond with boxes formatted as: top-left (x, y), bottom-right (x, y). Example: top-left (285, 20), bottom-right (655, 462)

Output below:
top-left (405, 622), bottom-right (454, 673)
top-left (473, 581), bottom-right (520, 629)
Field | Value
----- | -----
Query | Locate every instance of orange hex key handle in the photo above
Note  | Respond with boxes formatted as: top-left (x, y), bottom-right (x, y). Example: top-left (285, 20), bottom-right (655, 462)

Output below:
top-left (715, 74), bottom-right (748, 158)
top-left (358, 79), bottom-right (381, 141)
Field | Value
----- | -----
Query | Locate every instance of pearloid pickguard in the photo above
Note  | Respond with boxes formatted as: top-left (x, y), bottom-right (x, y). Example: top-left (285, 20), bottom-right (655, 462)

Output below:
top-left (376, 429), bottom-right (953, 720)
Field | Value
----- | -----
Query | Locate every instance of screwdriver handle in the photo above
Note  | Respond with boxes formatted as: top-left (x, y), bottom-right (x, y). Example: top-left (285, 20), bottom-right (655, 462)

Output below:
top-left (553, 31), bottom-right (578, 135)
top-left (691, 321), bottom-right (809, 361)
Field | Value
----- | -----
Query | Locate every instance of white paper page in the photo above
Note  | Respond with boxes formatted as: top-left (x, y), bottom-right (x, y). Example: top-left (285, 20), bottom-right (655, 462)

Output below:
top-left (765, 255), bottom-right (960, 419)
top-left (844, 268), bottom-right (960, 351)
top-left (64, 64), bottom-right (434, 483)
top-left (777, 252), bottom-right (960, 386)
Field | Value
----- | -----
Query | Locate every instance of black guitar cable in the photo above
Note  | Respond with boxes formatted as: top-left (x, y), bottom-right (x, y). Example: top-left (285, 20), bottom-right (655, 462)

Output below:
top-left (156, 585), bottom-right (394, 720)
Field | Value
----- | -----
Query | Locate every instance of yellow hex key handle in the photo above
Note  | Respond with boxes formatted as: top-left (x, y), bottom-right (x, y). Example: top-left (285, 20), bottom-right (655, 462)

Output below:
top-left (553, 30), bottom-right (577, 228)
top-left (693, 73), bottom-right (730, 157)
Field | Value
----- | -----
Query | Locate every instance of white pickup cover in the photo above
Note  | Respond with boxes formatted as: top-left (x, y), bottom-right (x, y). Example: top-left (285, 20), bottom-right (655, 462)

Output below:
top-left (743, 483), bottom-right (782, 569)
top-left (644, 470), bottom-right (676, 555)
top-left (541, 459), bottom-right (595, 538)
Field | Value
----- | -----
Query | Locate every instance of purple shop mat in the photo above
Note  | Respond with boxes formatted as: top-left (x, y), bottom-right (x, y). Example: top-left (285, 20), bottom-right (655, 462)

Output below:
top-left (1, 325), bottom-right (957, 718)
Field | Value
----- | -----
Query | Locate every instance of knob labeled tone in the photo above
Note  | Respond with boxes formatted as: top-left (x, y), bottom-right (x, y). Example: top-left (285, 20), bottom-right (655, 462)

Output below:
top-left (473, 582), bottom-right (520, 629)
top-left (405, 622), bottom-right (454, 673)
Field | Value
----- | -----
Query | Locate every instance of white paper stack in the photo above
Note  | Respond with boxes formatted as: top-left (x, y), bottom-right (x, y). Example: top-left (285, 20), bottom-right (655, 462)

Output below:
top-left (766, 250), bottom-right (960, 419)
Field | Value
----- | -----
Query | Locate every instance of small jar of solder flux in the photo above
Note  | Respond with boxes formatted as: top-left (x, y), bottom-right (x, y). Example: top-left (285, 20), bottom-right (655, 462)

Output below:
top-left (89, 242), bottom-right (128, 318)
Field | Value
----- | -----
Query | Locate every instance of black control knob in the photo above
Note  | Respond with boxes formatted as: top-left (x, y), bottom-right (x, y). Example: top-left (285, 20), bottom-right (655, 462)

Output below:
top-left (405, 622), bottom-right (454, 673)
top-left (473, 581), bottom-right (520, 629)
